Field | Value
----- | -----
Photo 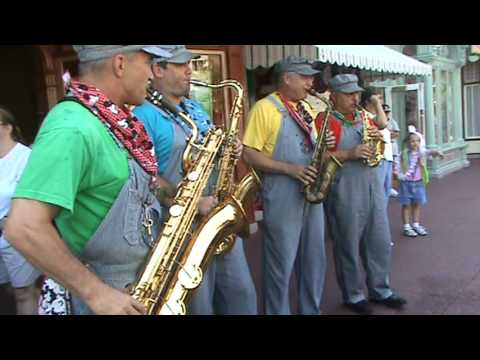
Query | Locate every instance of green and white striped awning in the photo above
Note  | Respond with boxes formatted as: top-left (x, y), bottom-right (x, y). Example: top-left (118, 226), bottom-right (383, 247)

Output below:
top-left (315, 45), bottom-right (432, 75)
top-left (243, 45), bottom-right (432, 76)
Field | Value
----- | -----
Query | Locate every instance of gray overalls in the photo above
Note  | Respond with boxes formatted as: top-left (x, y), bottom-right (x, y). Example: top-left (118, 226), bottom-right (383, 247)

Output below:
top-left (261, 95), bottom-right (326, 315)
top-left (71, 159), bottom-right (162, 315)
top-left (161, 112), bottom-right (257, 315)
top-left (325, 118), bottom-right (393, 305)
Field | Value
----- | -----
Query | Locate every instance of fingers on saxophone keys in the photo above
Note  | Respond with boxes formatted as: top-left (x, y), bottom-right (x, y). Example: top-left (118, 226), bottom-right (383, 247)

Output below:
top-left (306, 165), bottom-right (318, 176)
top-left (303, 168), bottom-right (317, 185)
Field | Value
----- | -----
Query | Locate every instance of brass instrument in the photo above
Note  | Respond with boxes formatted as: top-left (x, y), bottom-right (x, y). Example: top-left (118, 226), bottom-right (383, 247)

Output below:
top-left (358, 106), bottom-right (385, 168)
top-left (304, 90), bottom-right (343, 204)
top-left (190, 79), bottom-right (260, 255)
top-left (131, 88), bottom-right (226, 315)
top-left (131, 84), bottom-right (258, 315)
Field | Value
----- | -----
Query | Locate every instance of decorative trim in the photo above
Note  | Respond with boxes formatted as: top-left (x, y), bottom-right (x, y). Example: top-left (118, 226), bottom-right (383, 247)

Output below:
top-left (315, 45), bottom-right (432, 75)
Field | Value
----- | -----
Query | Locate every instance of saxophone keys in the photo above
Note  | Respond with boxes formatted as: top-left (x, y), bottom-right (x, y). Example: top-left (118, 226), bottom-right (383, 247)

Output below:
top-left (187, 171), bottom-right (200, 182)
top-left (169, 204), bottom-right (183, 217)
top-left (178, 264), bottom-right (203, 290)
top-left (159, 300), bottom-right (186, 316)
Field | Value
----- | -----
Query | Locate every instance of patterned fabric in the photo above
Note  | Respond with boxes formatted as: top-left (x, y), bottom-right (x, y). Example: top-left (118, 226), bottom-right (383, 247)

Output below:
top-left (276, 92), bottom-right (314, 149)
top-left (69, 80), bottom-right (158, 176)
top-left (38, 278), bottom-right (72, 315)
top-left (399, 149), bottom-right (429, 185)
top-left (331, 110), bottom-right (357, 128)
top-left (180, 99), bottom-right (213, 137)
top-left (167, 99), bottom-right (213, 143)
top-left (401, 150), bottom-right (422, 181)
top-left (296, 102), bottom-right (314, 125)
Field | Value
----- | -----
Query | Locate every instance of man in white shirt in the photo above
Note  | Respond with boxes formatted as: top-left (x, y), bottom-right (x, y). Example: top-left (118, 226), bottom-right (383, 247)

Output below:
top-left (383, 105), bottom-right (400, 198)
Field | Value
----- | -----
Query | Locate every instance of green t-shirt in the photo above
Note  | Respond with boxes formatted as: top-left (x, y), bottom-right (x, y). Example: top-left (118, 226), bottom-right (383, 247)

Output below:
top-left (14, 101), bottom-right (129, 255)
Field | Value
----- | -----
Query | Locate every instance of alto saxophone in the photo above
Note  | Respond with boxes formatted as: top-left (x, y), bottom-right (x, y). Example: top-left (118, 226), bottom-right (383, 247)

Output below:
top-left (130, 88), bottom-right (226, 315)
top-left (304, 90), bottom-right (343, 204)
top-left (190, 79), bottom-right (260, 255)
top-left (358, 106), bottom-right (385, 168)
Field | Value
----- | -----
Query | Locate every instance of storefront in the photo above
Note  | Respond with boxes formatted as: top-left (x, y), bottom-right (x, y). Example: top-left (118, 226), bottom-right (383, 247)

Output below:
top-left (0, 45), bottom-right (248, 143)
top-left (462, 45), bottom-right (480, 156)
top-left (412, 45), bottom-right (470, 177)
top-left (0, 46), bottom-right (70, 144)
top-left (243, 45), bottom-right (470, 178)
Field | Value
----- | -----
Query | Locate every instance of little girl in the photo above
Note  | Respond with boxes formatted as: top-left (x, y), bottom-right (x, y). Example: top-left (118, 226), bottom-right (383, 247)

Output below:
top-left (394, 132), bottom-right (443, 237)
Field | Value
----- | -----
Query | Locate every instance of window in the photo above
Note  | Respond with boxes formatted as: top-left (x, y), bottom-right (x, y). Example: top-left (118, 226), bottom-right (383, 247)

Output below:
top-left (189, 50), bottom-right (229, 129)
top-left (464, 83), bottom-right (480, 139)
top-left (440, 70), bottom-right (450, 144)
top-left (434, 69), bottom-right (455, 144)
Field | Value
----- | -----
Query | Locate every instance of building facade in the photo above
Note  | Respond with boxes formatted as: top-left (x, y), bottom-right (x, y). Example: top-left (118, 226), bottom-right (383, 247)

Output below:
top-left (2, 45), bottom-right (475, 180)
top-left (243, 45), bottom-right (473, 179)
top-left (0, 45), bottom-right (248, 143)
top-left (461, 46), bottom-right (480, 156)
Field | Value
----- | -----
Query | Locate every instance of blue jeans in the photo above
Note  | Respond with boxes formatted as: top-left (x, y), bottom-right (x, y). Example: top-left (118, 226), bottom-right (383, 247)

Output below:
top-left (399, 180), bottom-right (427, 206)
top-left (380, 160), bottom-right (393, 201)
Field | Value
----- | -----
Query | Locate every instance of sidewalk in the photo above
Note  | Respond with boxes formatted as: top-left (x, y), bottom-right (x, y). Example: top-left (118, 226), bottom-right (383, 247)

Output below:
top-left (1, 161), bottom-right (478, 315)
top-left (244, 159), bottom-right (480, 315)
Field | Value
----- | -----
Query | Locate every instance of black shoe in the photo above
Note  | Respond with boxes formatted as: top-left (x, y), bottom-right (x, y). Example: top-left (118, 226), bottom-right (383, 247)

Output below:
top-left (371, 294), bottom-right (407, 309)
top-left (344, 300), bottom-right (373, 315)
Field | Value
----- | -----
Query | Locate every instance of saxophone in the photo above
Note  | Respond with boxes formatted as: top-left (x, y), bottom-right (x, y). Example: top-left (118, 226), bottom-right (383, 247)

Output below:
top-left (304, 90), bottom-right (343, 204)
top-left (358, 106), bottom-right (385, 168)
top-left (190, 79), bottom-right (260, 255)
top-left (131, 84), bottom-right (258, 315)
top-left (130, 88), bottom-right (226, 315)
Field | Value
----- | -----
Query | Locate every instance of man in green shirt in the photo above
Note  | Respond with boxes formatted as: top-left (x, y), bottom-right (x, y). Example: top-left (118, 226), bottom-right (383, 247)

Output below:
top-left (5, 45), bottom-right (172, 315)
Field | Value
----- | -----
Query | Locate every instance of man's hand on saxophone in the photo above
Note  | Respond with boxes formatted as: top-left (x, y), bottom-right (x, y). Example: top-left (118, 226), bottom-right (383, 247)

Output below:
top-left (326, 130), bottom-right (336, 149)
top-left (234, 137), bottom-right (244, 159)
top-left (366, 126), bottom-right (384, 142)
top-left (329, 143), bottom-right (375, 163)
top-left (284, 163), bottom-right (318, 186)
top-left (198, 196), bottom-right (219, 217)
top-left (349, 144), bottom-right (375, 161)
top-left (86, 282), bottom-right (147, 315)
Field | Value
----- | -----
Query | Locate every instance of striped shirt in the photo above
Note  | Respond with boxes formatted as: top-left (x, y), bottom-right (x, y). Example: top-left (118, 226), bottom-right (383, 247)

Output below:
top-left (402, 151), bottom-right (422, 181)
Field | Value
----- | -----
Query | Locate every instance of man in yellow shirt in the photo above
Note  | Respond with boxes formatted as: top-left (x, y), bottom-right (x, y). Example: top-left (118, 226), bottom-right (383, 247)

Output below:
top-left (243, 56), bottom-right (333, 315)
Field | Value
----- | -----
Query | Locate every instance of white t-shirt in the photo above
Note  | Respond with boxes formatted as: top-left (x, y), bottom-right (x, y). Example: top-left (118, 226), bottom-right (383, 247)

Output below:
top-left (0, 143), bottom-right (31, 248)
top-left (380, 128), bottom-right (393, 162)
top-left (388, 118), bottom-right (400, 156)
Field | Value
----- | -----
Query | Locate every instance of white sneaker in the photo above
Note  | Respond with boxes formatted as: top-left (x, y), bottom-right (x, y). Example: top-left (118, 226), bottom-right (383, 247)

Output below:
top-left (390, 189), bottom-right (399, 198)
top-left (412, 224), bottom-right (429, 236)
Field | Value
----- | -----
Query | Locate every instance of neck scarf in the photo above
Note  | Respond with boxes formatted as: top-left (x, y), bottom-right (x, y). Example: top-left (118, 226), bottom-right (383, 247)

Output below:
top-left (277, 92), bottom-right (314, 148)
top-left (69, 80), bottom-right (158, 176)
top-left (331, 110), bottom-right (361, 128)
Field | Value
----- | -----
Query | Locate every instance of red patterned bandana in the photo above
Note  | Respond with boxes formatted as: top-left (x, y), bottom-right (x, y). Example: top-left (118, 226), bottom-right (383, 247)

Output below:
top-left (69, 80), bottom-right (158, 176)
top-left (277, 92), bottom-right (314, 149)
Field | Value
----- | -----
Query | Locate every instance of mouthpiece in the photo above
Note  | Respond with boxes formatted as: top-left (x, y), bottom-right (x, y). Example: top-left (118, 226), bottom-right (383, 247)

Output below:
top-left (190, 79), bottom-right (209, 87)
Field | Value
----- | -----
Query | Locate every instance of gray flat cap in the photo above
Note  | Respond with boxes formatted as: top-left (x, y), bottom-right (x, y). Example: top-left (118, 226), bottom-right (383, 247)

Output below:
top-left (152, 45), bottom-right (201, 64)
top-left (72, 45), bottom-right (173, 63)
top-left (274, 56), bottom-right (320, 76)
top-left (329, 74), bottom-right (364, 94)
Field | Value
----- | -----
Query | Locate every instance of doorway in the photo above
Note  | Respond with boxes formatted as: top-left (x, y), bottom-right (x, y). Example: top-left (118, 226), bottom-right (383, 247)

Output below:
top-left (386, 83), bottom-right (426, 148)
top-left (0, 46), bottom-right (48, 145)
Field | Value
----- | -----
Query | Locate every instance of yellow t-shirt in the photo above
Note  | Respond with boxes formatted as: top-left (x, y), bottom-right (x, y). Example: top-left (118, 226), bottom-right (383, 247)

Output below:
top-left (243, 93), bottom-right (317, 157)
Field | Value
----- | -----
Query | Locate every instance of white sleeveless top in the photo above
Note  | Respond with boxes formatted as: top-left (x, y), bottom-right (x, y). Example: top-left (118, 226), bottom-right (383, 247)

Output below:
top-left (0, 143), bottom-right (31, 247)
